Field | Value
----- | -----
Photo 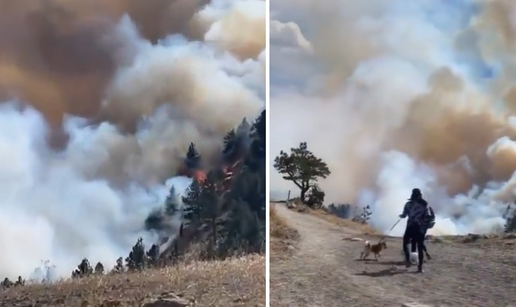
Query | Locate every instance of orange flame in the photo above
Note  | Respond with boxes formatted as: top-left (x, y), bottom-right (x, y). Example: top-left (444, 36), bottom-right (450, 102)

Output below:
top-left (193, 170), bottom-right (207, 182)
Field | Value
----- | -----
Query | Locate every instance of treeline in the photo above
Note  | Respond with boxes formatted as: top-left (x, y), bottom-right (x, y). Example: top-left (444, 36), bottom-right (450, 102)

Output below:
top-left (326, 203), bottom-right (372, 225)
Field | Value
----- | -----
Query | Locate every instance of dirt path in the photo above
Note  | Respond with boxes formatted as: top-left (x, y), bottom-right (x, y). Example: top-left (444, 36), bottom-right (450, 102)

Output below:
top-left (270, 203), bottom-right (516, 307)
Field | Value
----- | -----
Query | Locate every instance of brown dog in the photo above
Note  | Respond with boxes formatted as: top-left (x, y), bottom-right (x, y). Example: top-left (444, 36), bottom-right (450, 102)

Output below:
top-left (360, 240), bottom-right (387, 260)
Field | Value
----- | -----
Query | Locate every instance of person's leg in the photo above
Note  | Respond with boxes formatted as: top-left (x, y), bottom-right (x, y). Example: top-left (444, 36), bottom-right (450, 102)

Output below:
top-left (421, 230), bottom-right (431, 260)
top-left (416, 230), bottom-right (425, 272)
top-left (402, 225), bottom-right (412, 266)
top-left (411, 237), bottom-right (416, 253)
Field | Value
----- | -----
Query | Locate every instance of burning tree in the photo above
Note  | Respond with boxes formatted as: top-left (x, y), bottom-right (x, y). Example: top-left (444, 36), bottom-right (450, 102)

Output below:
top-left (274, 142), bottom-right (330, 206)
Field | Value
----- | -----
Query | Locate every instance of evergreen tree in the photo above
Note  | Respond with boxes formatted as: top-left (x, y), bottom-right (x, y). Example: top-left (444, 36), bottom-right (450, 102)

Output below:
top-left (146, 244), bottom-right (160, 267)
top-left (94, 262), bottom-right (105, 274)
top-left (113, 257), bottom-right (124, 273)
top-left (198, 170), bottom-right (225, 250)
top-left (327, 203), bottom-right (353, 219)
top-left (164, 185), bottom-right (180, 216)
top-left (246, 110), bottom-right (265, 173)
top-left (222, 129), bottom-right (238, 161)
top-left (505, 207), bottom-right (516, 233)
top-left (237, 118), bottom-right (251, 136)
top-left (126, 237), bottom-right (146, 271)
top-left (235, 110), bottom-right (266, 221)
top-left (182, 179), bottom-right (202, 225)
top-left (221, 200), bottom-right (264, 255)
top-left (230, 167), bottom-right (264, 220)
top-left (185, 142), bottom-right (201, 169)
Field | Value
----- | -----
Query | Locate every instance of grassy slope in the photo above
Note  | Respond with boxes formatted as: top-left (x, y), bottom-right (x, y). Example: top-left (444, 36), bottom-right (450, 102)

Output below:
top-left (0, 255), bottom-right (265, 307)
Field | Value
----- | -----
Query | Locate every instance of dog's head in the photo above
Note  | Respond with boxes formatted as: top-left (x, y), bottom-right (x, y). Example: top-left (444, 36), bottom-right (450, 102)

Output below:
top-left (380, 241), bottom-right (387, 249)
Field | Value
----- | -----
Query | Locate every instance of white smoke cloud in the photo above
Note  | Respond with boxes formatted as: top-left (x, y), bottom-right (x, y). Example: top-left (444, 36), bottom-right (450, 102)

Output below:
top-left (270, 0), bottom-right (516, 236)
top-left (0, 0), bottom-right (264, 280)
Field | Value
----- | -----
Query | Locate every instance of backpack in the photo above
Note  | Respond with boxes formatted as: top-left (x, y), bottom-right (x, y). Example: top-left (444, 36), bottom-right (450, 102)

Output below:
top-left (424, 207), bottom-right (435, 229)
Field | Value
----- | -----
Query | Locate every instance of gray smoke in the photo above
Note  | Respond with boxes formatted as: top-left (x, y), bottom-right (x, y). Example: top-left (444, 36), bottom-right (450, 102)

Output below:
top-left (270, 0), bottom-right (516, 236)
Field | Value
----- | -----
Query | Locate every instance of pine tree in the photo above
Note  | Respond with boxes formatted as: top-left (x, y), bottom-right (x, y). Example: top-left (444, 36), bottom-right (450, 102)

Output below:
top-left (222, 129), bottom-right (237, 158)
top-left (164, 185), bottom-right (180, 216)
top-left (126, 237), bottom-right (146, 271)
top-left (198, 170), bottom-right (225, 250)
top-left (505, 208), bottom-right (516, 233)
top-left (185, 142), bottom-right (201, 169)
top-left (146, 244), bottom-right (160, 267)
top-left (221, 199), bottom-right (264, 255)
top-left (237, 118), bottom-right (251, 136)
top-left (230, 167), bottom-right (264, 220)
top-left (247, 111), bottom-right (265, 171)
top-left (182, 179), bottom-right (202, 225)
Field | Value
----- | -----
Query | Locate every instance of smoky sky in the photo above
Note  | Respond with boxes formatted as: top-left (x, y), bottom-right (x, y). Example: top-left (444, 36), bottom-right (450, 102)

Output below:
top-left (0, 0), bottom-right (210, 136)
top-left (270, 0), bottom-right (516, 235)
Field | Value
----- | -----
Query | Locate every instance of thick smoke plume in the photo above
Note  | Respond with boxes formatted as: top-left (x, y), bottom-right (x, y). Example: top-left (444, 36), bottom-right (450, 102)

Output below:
top-left (270, 0), bottom-right (516, 236)
top-left (0, 0), bottom-right (264, 280)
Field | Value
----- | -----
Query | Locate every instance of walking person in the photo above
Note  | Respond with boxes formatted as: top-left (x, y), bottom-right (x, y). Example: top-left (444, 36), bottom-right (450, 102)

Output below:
top-left (399, 188), bottom-right (431, 273)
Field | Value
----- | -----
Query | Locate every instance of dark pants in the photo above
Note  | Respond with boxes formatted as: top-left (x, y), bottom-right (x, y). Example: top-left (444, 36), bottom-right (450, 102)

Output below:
top-left (411, 230), bottom-right (428, 254)
top-left (403, 223), bottom-right (425, 269)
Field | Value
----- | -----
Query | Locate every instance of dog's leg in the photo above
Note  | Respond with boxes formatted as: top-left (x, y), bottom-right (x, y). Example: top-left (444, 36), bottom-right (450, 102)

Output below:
top-left (359, 252), bottom-right (364, 260)
top-left (363, 251), bottom-right (369, 260)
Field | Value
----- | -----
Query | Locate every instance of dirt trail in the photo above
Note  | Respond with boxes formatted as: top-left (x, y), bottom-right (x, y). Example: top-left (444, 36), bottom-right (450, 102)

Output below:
top-left (270, 203), bottom-right (516, 307)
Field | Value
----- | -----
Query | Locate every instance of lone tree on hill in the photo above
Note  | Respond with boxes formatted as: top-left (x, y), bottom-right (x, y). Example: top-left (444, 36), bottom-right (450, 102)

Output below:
top-left (274, 142), bottom-right (330, 206)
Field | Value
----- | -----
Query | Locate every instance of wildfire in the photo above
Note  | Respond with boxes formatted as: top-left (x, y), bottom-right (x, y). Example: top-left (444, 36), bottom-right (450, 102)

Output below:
top-left (193, 170), bottom-right (207, 182)
top-left (177, 159), bottom-right (242, 189)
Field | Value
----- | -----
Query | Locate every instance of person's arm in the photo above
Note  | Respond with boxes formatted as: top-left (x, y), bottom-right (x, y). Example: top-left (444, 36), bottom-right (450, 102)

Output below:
top-left (428, 206), bottom-right (435, 218)
top-left (399, 202), bottom-right (410, 218)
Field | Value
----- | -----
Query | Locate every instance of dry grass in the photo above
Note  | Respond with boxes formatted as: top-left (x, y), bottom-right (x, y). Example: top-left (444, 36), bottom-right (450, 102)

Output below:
top-left (309, 209), bottom-right (377, 234)
top-left (0, 254), bottom-right (265, 307)
top-left (270, 204), bottom-right (299, 259)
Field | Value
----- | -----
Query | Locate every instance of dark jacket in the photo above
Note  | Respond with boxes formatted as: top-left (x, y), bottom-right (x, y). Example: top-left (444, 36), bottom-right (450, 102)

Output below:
top-left (400, 198), bottom-right (428, 227)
